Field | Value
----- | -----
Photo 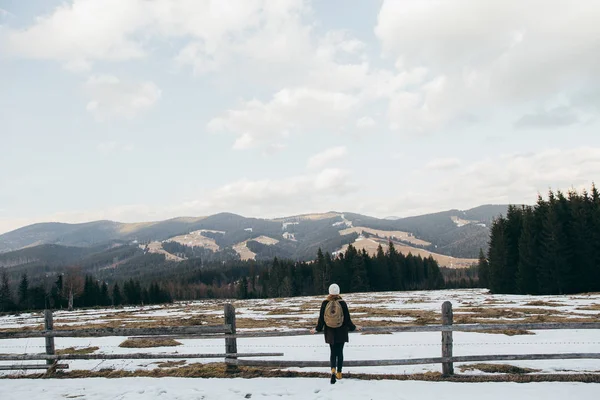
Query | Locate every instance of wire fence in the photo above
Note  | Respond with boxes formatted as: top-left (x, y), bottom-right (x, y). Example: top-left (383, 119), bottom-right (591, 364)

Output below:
top-left (1, 301), bottom-right (600, 376)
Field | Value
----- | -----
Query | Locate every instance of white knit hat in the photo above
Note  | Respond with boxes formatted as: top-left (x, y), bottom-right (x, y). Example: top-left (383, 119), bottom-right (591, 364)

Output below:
top-left (328, 283), bottom-right (340, 295)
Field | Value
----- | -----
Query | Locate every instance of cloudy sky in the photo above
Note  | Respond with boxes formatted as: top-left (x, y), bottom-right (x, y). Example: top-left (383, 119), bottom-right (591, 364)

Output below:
top-left (1, 0), bottom-right (599, 234)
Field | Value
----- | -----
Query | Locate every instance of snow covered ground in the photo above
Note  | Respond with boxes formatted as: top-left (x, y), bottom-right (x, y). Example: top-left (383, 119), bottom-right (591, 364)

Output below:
top-left (1, 289), bottom-right (599, 377)
top-left (0, 377), bottom-right (598, 400)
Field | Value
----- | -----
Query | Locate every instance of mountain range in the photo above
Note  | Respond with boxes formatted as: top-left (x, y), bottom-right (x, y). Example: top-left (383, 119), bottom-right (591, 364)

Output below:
top-left (0, 205), bottom-right (509, 271)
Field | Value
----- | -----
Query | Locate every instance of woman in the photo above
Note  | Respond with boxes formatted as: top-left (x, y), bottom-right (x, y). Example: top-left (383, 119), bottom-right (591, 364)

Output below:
top-left (310, 283), bottom-right (361, 384)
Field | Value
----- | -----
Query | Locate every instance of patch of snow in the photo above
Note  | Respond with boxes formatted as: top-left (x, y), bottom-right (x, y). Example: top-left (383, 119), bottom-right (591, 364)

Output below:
top-left (282, 222), bottom-right (299, 230)
top-left (1, 377), bottom-right (599, 399)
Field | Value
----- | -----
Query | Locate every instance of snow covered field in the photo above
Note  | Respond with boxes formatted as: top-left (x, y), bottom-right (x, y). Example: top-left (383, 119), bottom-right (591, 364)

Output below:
top-left (1, 289), bottom-right (599, 381)
top-left (1, 377), bottom-right (599, 400)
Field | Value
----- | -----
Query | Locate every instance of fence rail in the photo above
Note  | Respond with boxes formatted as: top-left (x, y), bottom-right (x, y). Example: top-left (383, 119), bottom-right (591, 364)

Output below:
top-left (229, 353), bottom-right (600, 368)
top-left (0, 325), bottom-right (232, 339)
top-left (1, 301), bottom-right (599, 375)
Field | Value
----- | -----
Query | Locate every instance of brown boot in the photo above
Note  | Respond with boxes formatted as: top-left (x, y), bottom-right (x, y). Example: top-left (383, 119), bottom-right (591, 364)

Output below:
top-left (336, 372), bottom-right (342, 380)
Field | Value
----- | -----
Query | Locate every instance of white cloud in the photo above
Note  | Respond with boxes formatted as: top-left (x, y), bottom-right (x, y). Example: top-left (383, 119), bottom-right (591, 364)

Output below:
top-left (3, 146), bottom-right (599, 234)
top-left (83, 75), bottom-right (161, 120)
top-left (0, 8), bottom-right (13, 19)
top-left (375, 0), bottom-right (600, 133)
top-left (514, 106), bottom-right (581, 129)
top-left (307, 146), bottom-right (347, 170)
top-left (356, 116), bottom-right (376, 129)
top-left (1, 0), bottom-right (310, 74)
top-left (1, 0), bottom-right (148, 68)
top-left (208, 88), bottom-right (359, 149)
top-left (178, 167), bottom-right (355, 217)
top-left (96, 141), bottom-right (134, 154)
top-left (425, 158), bottom-right (461, 171)
top-left (367, 147), bottom-right (600, 217)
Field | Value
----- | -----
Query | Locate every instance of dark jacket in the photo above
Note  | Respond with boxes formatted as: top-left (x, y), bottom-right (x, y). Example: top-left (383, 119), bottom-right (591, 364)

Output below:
top-left (315, 295), bottom-right (356, 344)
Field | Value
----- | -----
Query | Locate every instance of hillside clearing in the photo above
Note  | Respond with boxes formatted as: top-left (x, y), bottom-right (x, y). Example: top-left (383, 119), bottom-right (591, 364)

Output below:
top-left (166, 230), bottom-right (221, 252)
top-left (140, 242), bottom-right (183, 262)
top-left (338, 237), bottom-right (476, 268)
top-left (233, 236), bottom-right (279, 260)
top-left (340, 226), bottom-right (431, 246)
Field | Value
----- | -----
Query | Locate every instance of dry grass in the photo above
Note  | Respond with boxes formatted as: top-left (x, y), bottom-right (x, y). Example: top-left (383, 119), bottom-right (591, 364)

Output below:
top-left (481, 329), bottom-right (535, 336)
top-left (404, 298), bottom-right (427, 304)
top-left (459, 363), bottom-right (541, 374)
top-left (236, 318), bottom-right (309, 329)
top-left (518, 314), bottom-right (598, 324)
top-left (577, 304), bottom-right (600, 311)
top-left (525, 300), bottom-right (564, 307)
top-left (118, 338), bottom-right (182, 348)
top-left (54, 314), bottom-right (222, 332)
top-left (56, 346), bottom-right (99, 355)
top-left (156, 360), bottom-right (186, 368)
top-left (4, 363), bottom-right (599, 383)
top-left (455, 307), bottom-right (523, 319)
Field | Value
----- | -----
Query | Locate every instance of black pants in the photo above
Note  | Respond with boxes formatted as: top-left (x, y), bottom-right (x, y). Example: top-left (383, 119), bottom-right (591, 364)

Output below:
top-left (329, 343), bottom-right (345, 371)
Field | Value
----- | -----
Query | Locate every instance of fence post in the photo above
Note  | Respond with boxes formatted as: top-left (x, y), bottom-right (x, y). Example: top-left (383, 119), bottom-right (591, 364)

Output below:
top-left (441, 301), bottom-right (454, 376)
top-left (224, 303), bottom-right (238, 372)
top-left (44, 310), bottom-right (55, 367)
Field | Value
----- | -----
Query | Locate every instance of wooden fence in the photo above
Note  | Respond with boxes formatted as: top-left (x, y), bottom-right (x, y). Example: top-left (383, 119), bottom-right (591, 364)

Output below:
top-left (0, 304), bottom-right (281, 372)
top-left (1, 301), bottom-right (599, 376)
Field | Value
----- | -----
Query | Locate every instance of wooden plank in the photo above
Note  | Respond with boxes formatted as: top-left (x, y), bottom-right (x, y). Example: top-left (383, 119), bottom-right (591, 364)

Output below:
top-left (44, 310), bottom-right (55, 366)
top-left (450, 322), bottom-right (600, 332)
top-left (224, 303), bottom-right (238, 373)
top-left (0, 363), bottom-right (69, 371)
top-left (4, 322), bottom-right (600, 340)
top-left (441, 301), bottom-right (453, 376)
top-left (231, 352), bottom-right (600, 368)
top-left (0, 324), bottom-right (232, 339)
top-left (0, 352), bottom-right (283, 361)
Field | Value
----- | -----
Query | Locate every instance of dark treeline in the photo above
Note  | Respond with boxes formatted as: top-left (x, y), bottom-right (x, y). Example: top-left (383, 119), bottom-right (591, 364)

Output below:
top-left (480, 185), bottom-right (600, 295)
top-left (251, 243), bottom-right (445, 299)
top-left (1, 242), bottom-right (447, 312)
top-left (0, 269), bottom-right (172, 312)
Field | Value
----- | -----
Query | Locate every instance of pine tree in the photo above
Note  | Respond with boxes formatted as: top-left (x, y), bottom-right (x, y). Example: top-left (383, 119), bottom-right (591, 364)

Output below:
top-left (516, 206), bottom-right (539, 294)
top-left (502, 205), bottom-right (523, 293)
top-left (555, 191), bottom-right (575, 293)
top-left (19, 273), bottom-right (29, 309)
top-left (477, 248), bottom-right (489, 288)
top-left (112, 283), bottom-right (123, 306)
top-left (312, 248), bottom-right (325, 295)
top-left (591, 183), bottom-right (600, 291)
top-left (350, 250), bottom-right (369, 293)
top-left (374, 245), bottom-right (390, 291)
top-left (568, 190), bottom-right (593, 293)
top-left (238, 277), bottom-right (249, 299)
top-left (51, 275), bottom-right (64, 309)
top-left (538, 191), bottom-right (571, 294)
top-left (387, 242), bottom-right (402, 291)
top-left (0, 271), bottom-right (15, 312)
top-left (100, 282), bottom-right (110, 307)
top-left (487, 216), bottom-right (507, 293)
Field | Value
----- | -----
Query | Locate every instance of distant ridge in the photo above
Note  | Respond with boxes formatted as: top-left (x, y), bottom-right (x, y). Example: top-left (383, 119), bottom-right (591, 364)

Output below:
top-left (0, 206), bottom-right (510, 262)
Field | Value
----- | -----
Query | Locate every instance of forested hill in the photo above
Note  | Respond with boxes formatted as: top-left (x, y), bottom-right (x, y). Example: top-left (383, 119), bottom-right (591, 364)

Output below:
top-left (0, 206), bottom-right (510, 267)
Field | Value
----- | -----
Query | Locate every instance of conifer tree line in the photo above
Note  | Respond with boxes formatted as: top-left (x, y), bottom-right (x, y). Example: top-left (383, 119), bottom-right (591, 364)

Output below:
top-left (248, 243), bottom-right (444, 299)
top-left (480, 185), bottom-right (600, 295)
top-left (0, 270), bottom-right (172, 312)
top-left (1, 242), bottom-right (445, 311)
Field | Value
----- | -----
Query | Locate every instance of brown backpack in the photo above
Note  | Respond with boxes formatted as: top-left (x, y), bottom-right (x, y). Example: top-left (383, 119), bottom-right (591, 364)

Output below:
top-left (324, 299), bottom-right (344, 328)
